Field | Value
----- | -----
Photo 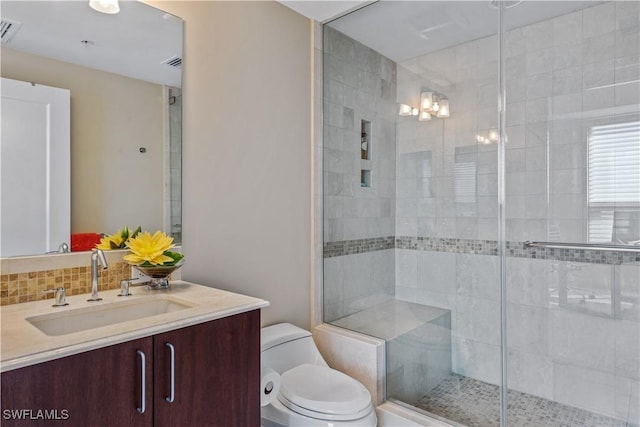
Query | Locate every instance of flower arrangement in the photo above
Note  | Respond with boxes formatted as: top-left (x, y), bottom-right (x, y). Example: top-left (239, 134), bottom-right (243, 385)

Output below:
top-left (123, 230), bottom-right (184, 267)
top-left (95, 227), bottom-right (184, 267)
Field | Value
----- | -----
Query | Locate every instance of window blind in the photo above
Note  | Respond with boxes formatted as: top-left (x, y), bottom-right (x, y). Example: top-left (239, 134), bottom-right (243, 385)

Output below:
top-left (588, 121), bottom-right (640, 204)
top-left (588, 121), bottom-right (640, 242)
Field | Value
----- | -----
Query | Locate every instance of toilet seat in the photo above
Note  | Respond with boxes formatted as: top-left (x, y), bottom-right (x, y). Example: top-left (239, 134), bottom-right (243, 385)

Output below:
top-left (277, 364), bottom-right (373, 422)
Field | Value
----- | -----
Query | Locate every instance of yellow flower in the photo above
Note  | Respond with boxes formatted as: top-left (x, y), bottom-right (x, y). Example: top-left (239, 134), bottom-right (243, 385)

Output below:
top-left (96, 230), bottom-right (125, 250)
top-left (123, 231), bottom-right (175, 266)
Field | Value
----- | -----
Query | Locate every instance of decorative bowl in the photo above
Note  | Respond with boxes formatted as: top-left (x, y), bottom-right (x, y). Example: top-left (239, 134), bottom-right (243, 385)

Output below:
top-left (133, 259), bottom-right (184, 289)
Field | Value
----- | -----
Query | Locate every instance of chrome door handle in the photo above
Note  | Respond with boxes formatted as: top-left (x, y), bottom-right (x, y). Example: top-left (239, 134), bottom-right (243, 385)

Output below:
top-left (165, 342), bottom-right (175, 403)
top-left (136, 350), bottom-right (146, 414)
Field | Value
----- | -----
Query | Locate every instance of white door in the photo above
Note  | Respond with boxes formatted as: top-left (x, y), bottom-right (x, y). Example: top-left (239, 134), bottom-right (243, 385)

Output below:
top-left (1, 77), bottom-right (70, 257)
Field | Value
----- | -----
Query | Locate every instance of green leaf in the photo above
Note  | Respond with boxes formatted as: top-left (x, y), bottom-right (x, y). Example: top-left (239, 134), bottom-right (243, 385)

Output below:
top-left (121, 226), bottom-right (129, 242)
top-left (130, 226), bottom-right (142, 240)
top-left (163, 250), bottom-right (184, 266)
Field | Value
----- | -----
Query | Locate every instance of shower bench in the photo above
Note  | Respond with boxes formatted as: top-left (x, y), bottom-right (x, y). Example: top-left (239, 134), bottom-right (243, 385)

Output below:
top-left (330, 299), bottom-right (452, 404)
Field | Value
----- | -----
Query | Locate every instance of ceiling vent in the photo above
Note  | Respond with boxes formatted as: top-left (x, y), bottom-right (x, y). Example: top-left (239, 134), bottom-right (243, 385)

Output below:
top-left (162, 56), bottom-right (182, 68)
top-left (0, 18), bottom-right (22, 44)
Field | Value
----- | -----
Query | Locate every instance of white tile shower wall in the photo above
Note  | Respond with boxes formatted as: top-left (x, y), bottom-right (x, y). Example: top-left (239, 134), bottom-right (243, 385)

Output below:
top-left (323, 26), bottom-right (397, 243)
top-left (323, 27), bottom-right (397, 321)
top-left (392, 2), bottom-right (639, 422)
top-left (324, 249), bottom-right (395, 322)
top-left (396, 50), bottom-right (500, 242)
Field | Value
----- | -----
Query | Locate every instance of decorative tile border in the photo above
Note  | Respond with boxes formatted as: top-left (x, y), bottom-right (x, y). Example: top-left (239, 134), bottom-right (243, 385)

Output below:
top-left (396, 236), bottom-right (499, 256)
top-left (506, 241), bottom-right (639, 265)
top-left (324, 236), bottom-right (395, 258)
top-left (324, 236), bottom-right (640, 265)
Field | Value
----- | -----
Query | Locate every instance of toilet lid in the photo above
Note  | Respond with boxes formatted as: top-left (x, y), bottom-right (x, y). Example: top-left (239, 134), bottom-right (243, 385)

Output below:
top-left (277, 364), bottom-right (373, 421)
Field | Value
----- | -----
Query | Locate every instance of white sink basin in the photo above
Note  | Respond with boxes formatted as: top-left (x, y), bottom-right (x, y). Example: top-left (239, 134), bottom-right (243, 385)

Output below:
top-left (26, 296), bottom-right (196, 336)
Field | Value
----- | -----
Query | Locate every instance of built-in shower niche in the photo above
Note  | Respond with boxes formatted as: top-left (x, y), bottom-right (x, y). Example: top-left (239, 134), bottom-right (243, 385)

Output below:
top-left (360, 119), bottom-right (372, 188)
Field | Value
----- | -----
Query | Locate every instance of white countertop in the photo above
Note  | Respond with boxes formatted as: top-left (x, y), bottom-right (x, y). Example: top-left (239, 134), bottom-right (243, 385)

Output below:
top-left (0, 281), bottom-right (269, 372)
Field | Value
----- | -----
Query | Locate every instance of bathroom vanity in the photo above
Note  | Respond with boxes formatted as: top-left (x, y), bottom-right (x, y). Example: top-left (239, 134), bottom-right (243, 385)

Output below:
top-left (0, 282), bottom-right (269, 426)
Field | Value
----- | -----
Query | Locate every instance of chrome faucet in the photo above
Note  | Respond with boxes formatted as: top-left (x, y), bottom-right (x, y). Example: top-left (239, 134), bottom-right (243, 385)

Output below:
top-left (44, 287), bottom-right (68, 307)
top-left (88, 249), bottom-right (108, 302)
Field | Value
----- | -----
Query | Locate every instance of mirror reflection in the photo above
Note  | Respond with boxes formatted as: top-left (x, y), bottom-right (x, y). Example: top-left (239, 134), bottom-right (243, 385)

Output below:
top-left (0, 0), bottom-right (183, 257)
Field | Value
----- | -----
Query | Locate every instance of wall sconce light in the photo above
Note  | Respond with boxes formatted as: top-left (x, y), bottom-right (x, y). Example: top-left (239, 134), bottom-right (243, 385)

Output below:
top-left (89, 0), bottom-right (120, 14)
top-left (399, 89), bottom-right (450, 120)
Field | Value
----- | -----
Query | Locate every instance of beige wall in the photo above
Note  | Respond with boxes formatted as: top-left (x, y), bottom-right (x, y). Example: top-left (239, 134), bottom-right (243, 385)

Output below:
top-left (147, 1), bottom-right (312, 328)
top-left (1, 48), bottom-right (164, 235)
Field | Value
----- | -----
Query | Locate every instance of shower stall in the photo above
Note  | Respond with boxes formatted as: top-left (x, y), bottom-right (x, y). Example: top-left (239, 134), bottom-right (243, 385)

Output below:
top-left (321, 1), bottom-right (640, 426)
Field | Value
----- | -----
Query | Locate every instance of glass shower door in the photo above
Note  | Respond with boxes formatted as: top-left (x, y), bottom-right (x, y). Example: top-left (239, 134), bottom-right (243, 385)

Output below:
top-left (503, 2), bottom-right (640, 426)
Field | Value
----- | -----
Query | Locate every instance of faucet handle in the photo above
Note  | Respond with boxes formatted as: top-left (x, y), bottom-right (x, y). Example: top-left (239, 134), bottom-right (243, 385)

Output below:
top-left (118, 278), bottom-right (135, 297)
top-left (43, 287), bottom-right (69, 307)
top-left (45, 242), bottom-right (70, 254)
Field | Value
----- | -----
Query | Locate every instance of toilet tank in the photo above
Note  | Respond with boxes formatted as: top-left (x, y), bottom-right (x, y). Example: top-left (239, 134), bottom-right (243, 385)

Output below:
top-left (261, 323), bottom-right (328, 374)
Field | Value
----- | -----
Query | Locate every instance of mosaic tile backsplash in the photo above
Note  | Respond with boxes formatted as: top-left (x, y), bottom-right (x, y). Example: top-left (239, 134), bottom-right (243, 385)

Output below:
top-left (0, 262), bottom-right (131, 306)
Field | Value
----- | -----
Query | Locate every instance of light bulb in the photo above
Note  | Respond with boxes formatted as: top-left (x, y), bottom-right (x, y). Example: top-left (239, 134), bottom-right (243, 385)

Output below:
top-left (398, 104), bottom-right (413, 116)
top-left (420, 92), bottom-right (433, 110)
top-left (419, 111), bottom-right (431, 121)
top-left (436, 99), bottom-right (450, 118)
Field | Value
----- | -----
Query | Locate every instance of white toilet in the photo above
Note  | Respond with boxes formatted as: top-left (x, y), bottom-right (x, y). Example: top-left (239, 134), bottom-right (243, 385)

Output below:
top-left (260, 323), bottom-right (377, 427)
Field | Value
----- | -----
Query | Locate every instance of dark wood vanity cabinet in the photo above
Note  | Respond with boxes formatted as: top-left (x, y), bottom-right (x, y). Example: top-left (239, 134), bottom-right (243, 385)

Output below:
top-left (1, 336), bottom-right (153, 427)
top-left (1, 310), bottom-right (260, 427)
top-left (153, 309), bottom-right (260, 427)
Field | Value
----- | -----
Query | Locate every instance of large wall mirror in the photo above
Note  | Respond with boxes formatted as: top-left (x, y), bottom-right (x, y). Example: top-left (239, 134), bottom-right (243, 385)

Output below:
top-left (0, 0), bottom-right (183, 257)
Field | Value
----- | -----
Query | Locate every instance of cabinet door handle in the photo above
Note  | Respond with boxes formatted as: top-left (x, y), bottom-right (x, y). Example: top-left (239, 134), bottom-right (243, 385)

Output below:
top-left (165, 342), bottom-right (175, 403)
top-left (136, 350), bottom-right (146, 414)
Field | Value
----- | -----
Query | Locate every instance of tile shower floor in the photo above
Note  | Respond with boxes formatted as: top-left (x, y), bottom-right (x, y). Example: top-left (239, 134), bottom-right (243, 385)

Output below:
top-left (415, 374), bottom-right (634, 427)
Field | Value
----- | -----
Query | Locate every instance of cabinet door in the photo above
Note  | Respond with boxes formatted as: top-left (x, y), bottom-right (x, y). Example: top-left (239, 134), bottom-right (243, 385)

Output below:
top-left (1, 337), bottom-right (153, 427)
top-left (153, 310), bottom-right (260, 427)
